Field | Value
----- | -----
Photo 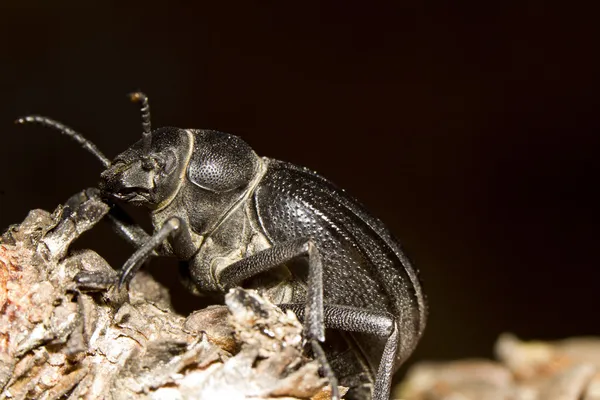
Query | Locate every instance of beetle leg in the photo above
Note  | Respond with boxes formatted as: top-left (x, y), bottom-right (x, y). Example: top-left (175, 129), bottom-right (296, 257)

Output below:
top-left (218, 238), bottom-right (325, 339)
top-left (72, 200), bottom-right (153, 291)
top-left (217, 238), bottom-right (339, 400)
top-left (62, 189), bottom-right (137, 290)
top-left (279, 304), bottom-right (398, 400)
top-left (310, 340), bottom-right (340, 400)
top-left (75, 270), bottom-right (118, 290)
top-left (116, 217), bottom-right (195, 289)
top-left (64, 188), bottom-right (151, 249)
top-left (104, 203), bottom-right (152, 248)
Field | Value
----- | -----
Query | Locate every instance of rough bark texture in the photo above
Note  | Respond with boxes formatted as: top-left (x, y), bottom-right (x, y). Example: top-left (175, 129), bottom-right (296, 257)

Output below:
top-left (7, 193), bottom-right (597, 400)
top-left (0, 193), bottom-right (344, 400)
top-left (396, 334), bottom-right (600, 400)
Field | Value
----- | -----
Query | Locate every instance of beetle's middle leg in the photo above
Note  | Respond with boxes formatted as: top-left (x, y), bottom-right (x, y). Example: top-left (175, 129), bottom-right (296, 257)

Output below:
top-left (217, 238), bottom-right (339, 400)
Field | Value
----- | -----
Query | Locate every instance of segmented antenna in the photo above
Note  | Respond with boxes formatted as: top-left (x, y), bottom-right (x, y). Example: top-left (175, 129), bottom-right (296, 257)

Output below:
top-left (15, 116), bottom-right (111, 168)
top-left (129, 91), bottom-right (152, 153)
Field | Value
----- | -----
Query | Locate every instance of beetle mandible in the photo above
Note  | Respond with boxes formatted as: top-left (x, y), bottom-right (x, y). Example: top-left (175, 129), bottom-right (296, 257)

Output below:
top-left (16, 92), bottom-right (427, 400)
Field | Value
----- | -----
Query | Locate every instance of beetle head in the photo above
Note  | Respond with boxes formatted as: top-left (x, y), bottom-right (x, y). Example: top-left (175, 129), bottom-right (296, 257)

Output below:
top-left (100, 127), bottom-right (192, 209)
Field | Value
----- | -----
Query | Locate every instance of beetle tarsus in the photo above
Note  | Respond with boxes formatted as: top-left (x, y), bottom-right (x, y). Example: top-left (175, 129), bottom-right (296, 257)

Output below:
top-left (311, 339), bottom-right (341, 400)
top-left (74, 270), bottom-right (117, 290)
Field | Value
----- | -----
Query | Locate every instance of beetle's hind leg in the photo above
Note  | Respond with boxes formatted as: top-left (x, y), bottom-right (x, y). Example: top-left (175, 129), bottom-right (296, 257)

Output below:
top-left (217, 238), bottom-right (339, 400)
top-left (279, 304), bottom-right (398, 400)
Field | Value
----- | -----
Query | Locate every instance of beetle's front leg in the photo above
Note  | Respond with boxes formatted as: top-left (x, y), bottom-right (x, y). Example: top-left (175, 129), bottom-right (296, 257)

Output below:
top-left (71, 189), bottom-right (155, 290)
top-left (76, 216), bottom-right (195, 290)
top-left (65, 187), bottom-right (152, 249)
top-left (101, 200), bottom-right (201, 259)
top-left (217, 238), bottom-right (339, 400)
top-left (116, 216), bottom-right (195, 289)
top-left (76, 216), bottom-right (195, 307)
top-left (104, 202), bottom-right (152, 248)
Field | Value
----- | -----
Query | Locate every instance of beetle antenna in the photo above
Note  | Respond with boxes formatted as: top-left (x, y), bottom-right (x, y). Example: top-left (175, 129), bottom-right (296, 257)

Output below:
top-left (15, 115), bottom-right (111, 168)
top-left (128, 91), bottom-right (152, 153)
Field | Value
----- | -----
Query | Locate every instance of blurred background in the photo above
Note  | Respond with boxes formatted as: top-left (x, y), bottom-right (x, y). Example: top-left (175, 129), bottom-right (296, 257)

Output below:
top-left (1, 1), bottom-right (599, 375)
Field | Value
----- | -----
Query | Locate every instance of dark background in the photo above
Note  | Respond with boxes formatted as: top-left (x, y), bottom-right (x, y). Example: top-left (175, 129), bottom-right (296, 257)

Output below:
top-left (1, 1), bottom-right (599, 371)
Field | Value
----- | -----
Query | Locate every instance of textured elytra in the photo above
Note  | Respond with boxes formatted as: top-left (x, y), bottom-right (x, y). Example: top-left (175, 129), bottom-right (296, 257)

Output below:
top-left (254, 160), bottom-right (426, 371)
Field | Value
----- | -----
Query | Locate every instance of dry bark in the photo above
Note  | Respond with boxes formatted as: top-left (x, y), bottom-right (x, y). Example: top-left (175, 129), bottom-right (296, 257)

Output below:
top-left (0, 192), bottom-right (345, 400)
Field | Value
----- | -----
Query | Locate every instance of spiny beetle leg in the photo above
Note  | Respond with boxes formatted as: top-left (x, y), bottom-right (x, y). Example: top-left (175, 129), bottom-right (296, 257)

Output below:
top-left (74, 266), bottom-right (131, 306)
top-left (62, 188), bottom-right (102, 219)
top-left (75, 270), bottom-right (117, 290)
top-left (217, 238), bottom-right (339, 399)
top-left (280, 303), bottom-right (398, 400)
top-left (65, 187), bottom-right (152, 250)
top-left (104, 202), bottom-right (152, 249)
top-left (218, 238), bottom-right (325, 341)
top-left (117, 216), bottom-right (195, 289)
top-left (310, 339), bottom-right (340, 400)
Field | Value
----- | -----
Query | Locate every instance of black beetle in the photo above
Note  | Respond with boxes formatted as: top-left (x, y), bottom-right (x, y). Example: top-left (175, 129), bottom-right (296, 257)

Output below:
top-left (16, 92), bottom-right (427, 400)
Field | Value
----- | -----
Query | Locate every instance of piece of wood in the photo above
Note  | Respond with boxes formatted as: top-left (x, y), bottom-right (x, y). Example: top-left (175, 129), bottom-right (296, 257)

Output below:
top-left (0, 192), bottom-right (344, 400)
top-left (396, 334), bottom-right (600, 400)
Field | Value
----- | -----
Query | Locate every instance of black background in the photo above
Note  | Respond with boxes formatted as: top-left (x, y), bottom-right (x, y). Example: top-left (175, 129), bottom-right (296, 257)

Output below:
top-left (1, 1), bottom-right (599, 371)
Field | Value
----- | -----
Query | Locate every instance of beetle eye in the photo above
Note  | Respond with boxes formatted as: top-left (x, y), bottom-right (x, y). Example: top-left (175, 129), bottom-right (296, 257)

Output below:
top-left (111, 160), bottom-right (127, 170)
top-left (143, 151), bottom-right (176, 175)
top-left (141, 156), bottom-right (156, 171)
top-left (155, 157), bottom-right (166, 171)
